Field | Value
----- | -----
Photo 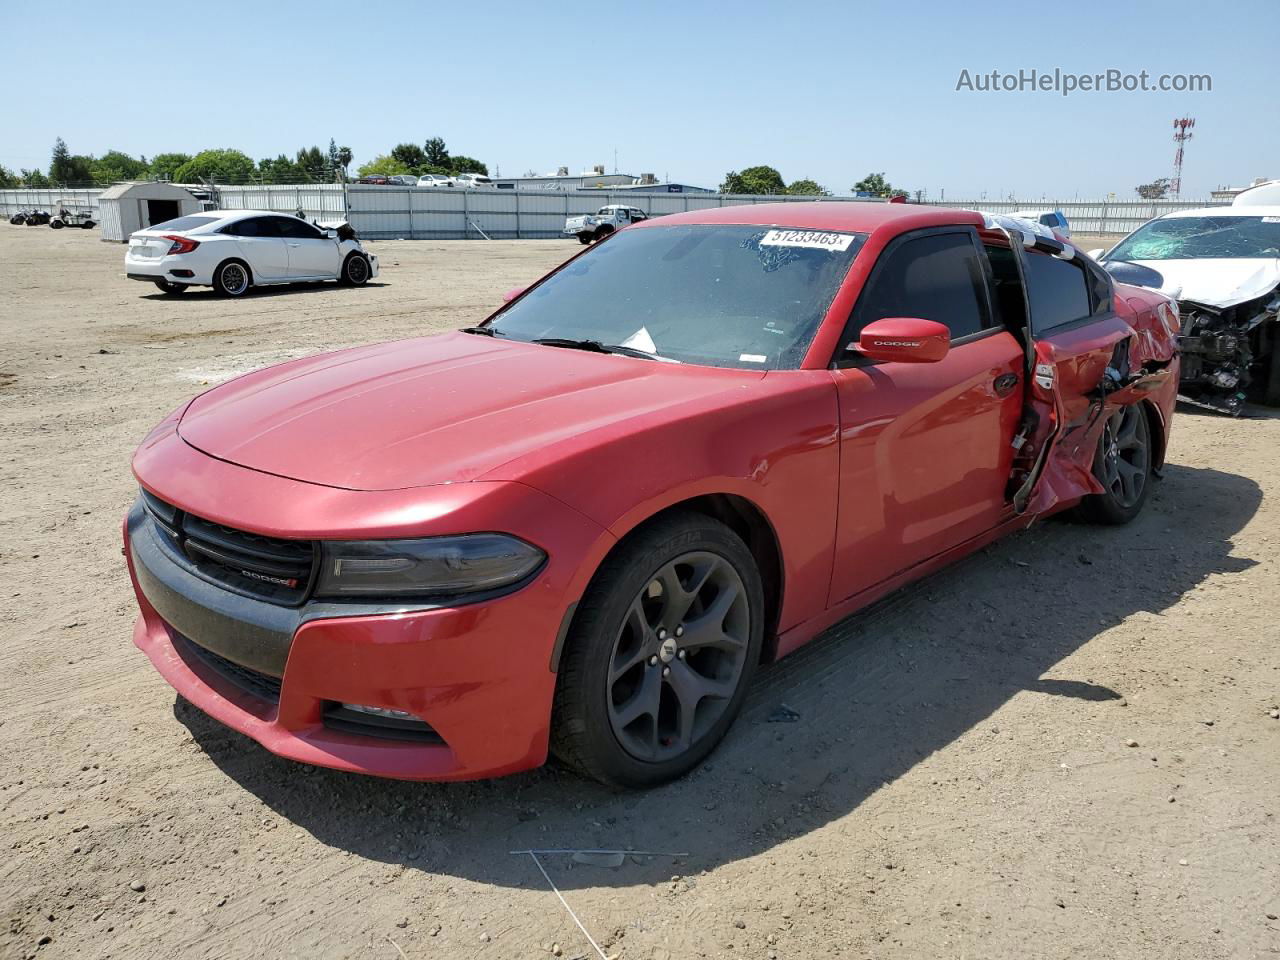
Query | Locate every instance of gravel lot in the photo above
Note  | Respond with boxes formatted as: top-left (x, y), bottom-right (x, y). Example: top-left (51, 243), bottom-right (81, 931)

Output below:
top-left (1, 227), bottom-right (1277, 960)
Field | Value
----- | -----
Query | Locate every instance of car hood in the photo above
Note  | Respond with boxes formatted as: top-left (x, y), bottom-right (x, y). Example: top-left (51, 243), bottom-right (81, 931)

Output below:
top-left (1106, 257), bottom-right (1280, 308)
top-left (177, 332), bottom-right (763, 491)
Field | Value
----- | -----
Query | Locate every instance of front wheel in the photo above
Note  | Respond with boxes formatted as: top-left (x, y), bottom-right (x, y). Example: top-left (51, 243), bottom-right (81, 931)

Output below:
top-left (576, 232), bottom-right (591, 245)
top-left (338, 252), bottom-right (370, 286)
top-left (1079, 403), bottom-right (1152, 524)
top-left (551, 512), bottom-right (763, 788)
top-left (50, 219), bottom-right (64, 229)
top-left (592, 225), bottom-right (613, 242)
top-left (213, 259), bottom-right (252, 297)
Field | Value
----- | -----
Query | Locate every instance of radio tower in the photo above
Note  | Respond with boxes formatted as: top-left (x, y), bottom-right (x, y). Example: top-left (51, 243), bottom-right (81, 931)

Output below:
top-left (1171, 117), bottom-right (1195, 196)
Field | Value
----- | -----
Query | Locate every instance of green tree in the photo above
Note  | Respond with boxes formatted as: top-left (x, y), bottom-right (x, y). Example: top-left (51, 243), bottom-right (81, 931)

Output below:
top-left (149, 152), bottom-right (192, 181)
top-left (1135, 178), bottom-right (1171, 199)
top-left (852, 172), bottom-right (906, 198)
top-left (295, 145), bottom-right (327, 181)
top-left (448, 155), bottom-right (488, 176)
top-left (0, 164), bottom-right (17, 188)
top-left (787, 179), bottom-right (830, 197)
top-left (20, 168), bottom-right (50, 187)
top-left (355, 154), bottom-right (413, 178)
top-left (390, 142), bottom-right (427, 172)
top-left (173, 148), bottom-right (256, 184)
top-left (91, 150), bottom-right (148, 183)
top-left (336, 145), bottom-right (353, 180)
top-left (49, 138), bottom-right (94, 184)
top-left (720, 165), bottom-right (786, 195)
top-left (258, 154), bottom-right (302, 183)
top-left (423, 137), bottom-right (449, 168)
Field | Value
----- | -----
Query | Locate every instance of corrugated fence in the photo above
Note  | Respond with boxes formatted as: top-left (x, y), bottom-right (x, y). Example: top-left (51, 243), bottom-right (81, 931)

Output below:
top-left (0, 183), bottom-right (1233, 239)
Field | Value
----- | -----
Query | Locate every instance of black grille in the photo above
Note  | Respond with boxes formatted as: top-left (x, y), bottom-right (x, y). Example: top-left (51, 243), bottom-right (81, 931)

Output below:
top-left (173, 632), bottom-right (283, 703)
top-left (143, 492), bottom-right (316, 605)
top-left (322, 705), bottom-right (445, 744)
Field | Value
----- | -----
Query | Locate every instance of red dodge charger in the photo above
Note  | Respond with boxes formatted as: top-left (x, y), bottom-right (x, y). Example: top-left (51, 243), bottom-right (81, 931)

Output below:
top-left (124, 203), bottom-right (1179, 787)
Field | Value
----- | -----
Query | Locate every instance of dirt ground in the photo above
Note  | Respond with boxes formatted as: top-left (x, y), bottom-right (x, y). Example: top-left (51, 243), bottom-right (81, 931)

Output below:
top-left (1, 227), bottom-right (1277, 960)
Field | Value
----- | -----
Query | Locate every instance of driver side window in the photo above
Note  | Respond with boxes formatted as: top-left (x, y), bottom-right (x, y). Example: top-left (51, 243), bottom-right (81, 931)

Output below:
top-left (843, 230), bottom-right (992, 356)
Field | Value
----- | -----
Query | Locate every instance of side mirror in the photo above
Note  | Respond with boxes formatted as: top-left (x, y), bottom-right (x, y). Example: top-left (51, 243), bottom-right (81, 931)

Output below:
top-left (502, 286), bottom-right (526, 304)
top-left (852, 317), bottom-right (950, 363)
top-left (324, 228), bottom-right (338, 239)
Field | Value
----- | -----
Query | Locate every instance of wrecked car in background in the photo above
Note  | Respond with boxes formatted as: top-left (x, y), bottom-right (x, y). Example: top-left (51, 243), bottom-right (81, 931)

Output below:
top-left (1090, 207), bottom-right (1280, 413)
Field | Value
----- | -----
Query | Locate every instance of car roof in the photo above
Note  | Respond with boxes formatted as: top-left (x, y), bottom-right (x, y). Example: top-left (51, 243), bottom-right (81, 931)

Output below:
top-left (634, 201), bottom-right (985, 236)
top-left (1159, 205), bottom-right (1280, 219)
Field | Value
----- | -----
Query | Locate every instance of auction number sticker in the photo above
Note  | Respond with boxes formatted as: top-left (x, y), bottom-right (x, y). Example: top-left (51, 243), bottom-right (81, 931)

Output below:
top-left (760, 229), bottom-right (856, 251)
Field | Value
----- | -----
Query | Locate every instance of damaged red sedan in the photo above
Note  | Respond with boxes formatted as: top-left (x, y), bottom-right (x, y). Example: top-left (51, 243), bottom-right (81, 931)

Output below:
top-left (124, 203), bottom-right (1179, 787)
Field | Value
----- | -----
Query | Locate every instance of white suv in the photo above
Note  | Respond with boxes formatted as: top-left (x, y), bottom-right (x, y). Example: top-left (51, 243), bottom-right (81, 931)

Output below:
top-left (452, 173), bottom-right (494, 189)
top-left (417, 174), bottom-right (454, 188)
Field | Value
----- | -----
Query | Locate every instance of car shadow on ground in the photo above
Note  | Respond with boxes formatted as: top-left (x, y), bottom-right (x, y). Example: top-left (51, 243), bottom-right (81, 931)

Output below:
top-left (137, 282), bottom-right (389, 302)
top-left (177, 463), bottom-right (1260, 891)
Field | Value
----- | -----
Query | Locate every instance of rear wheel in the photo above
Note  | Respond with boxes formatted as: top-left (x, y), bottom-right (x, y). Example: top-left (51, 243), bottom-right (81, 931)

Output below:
top-left (50, 219), bottom-right (64, 229)
top-left (153, 280), bottom-right (187, 295)
top-left (338, 252), bottom-right (370, 286)
top-left (1079, 403), bottom-right (1152, 524)
top-left (551, 512), bottom-right (763, 787)
top-left (81, 220), bottom-right (94, 229)
top-left (213, 259), bottom-right (252, 297)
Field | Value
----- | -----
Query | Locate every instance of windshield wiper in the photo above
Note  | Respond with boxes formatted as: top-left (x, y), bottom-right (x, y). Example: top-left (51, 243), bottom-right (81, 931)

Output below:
top-left (531, 337), bottom-right (676, 362)
top-left (460, 325), bottom-right (504, 337)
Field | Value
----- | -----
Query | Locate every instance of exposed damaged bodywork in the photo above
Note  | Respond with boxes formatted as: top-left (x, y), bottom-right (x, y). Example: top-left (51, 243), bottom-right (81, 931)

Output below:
top-left (985, 214), bottom-right (1180, 516)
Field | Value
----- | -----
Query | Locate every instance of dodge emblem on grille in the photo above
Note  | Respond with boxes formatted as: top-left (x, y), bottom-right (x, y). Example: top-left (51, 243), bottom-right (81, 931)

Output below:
top-left (239, 569), bottom-right (299, 588)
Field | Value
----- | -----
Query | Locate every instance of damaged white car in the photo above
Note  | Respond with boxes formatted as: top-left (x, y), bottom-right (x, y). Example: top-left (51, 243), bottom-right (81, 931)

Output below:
top-left (1090, 207), bottom-right (1280, 414)
top-left (125, 211), bottom-right (378, 298)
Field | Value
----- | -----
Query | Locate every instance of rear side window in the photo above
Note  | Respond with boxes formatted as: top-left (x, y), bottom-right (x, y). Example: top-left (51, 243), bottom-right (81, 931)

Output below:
top-left (224, 217), bottom-right (279, 238)
top-left (849, 231), bottom-right (991, 341)
top-left (150, 215), bottom-right (218, 232)
top-left (1023, 252), bottom-right (1092, 332)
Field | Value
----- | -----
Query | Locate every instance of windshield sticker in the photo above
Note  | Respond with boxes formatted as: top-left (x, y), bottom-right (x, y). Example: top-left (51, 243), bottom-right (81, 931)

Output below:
top-left (620, 326), bottom-right (657, 353)
top-left (1263, 216), bottom-right (1280, 223)
top-left (739, 353), bottom-right (767, 363)
top-left (760, 229), bottom-right (857, 251)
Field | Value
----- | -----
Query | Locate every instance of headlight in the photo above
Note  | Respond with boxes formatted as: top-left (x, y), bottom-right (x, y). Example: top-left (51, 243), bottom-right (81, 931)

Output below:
top-left (315, 534), bottom-right (544, 598)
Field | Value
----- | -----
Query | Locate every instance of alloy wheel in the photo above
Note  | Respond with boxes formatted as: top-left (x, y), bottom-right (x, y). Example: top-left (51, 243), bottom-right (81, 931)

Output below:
top-left (221, 263), bottom-right (249, 295)
top-left (606, 551), bottom-right (751, 762)
top-left (1100, 405), bottom-right (1148, 508)
top-left (347, 256), bottom-right (369, 283)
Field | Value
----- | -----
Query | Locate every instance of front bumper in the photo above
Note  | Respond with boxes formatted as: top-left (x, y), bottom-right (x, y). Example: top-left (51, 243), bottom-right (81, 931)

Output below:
top-left (123, 435), bottom-right (612, 780)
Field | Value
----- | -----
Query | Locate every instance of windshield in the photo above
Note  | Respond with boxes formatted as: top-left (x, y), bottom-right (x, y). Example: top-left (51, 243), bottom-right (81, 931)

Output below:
top-left (1107, 215), bottom-right (1280, 261)
top-left (486, 224), bottom-right (867, 369)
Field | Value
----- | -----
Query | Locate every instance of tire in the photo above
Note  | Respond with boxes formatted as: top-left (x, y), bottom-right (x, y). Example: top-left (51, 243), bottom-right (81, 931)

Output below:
top-left (1078, 403), bottom-right (1153, 525)
top-left (81, 220), bottom-right (94, 229)
top-left (338, 252), bottom-right (370, 286)
top-left (551, 512), bottom-right (764, 788)
top-left (153, 280), bottom-right (188, 295)
top-left (577, 232), bottom-right (592, 245)
top-left (213, 259), bottom-right (252, 297)
top-left (592, 225), bottom-right (613, 242)
top-left (50, 219), bottom-right (64, 229)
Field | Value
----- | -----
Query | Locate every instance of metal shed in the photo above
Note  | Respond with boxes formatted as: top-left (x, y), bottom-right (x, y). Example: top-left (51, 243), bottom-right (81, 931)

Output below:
top-left (97, 182), bottom-right (202, 242)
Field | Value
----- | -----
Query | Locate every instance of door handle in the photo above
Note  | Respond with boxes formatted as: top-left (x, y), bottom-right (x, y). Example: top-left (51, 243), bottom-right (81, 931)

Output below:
top-left (993, 372), bottom-right (1019, 397)
top-left (287, 242), bottom-right (301, 247)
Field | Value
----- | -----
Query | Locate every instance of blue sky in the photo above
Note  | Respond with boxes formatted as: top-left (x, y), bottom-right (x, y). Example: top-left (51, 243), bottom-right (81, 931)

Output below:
top-left (2, 0), bottom-right (1275, 199)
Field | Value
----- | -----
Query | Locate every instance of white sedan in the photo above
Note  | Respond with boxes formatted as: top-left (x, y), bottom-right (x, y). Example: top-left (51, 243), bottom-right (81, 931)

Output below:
top-left (124, 210), bottom-right (379, 297)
